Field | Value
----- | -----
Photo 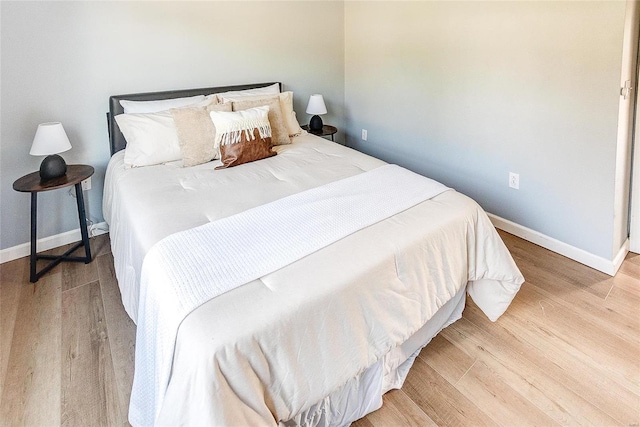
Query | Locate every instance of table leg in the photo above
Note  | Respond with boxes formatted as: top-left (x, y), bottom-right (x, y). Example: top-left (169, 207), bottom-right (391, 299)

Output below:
top-left (30, 192), bottom-right (37, 283)
top-left (75, 183), bottom-right (92, 263)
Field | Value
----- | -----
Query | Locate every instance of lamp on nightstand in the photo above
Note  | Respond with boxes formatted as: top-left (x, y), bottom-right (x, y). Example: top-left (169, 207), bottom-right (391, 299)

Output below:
top-left (30, 122), bottom-right (72, 181)
top-left (306, 94), bottom-right (327, 132)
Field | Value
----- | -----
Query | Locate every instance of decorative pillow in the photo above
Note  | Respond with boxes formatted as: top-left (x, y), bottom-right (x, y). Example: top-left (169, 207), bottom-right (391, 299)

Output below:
top-left (221, 91), bottom-right (302, 137)
top-left (232, 98), bottom-right (290, 145)
top-left (170, 102), bottom-right (232, 167)
top-left (209, 106), bottom-right (276, 169)
top-left (279, 91), bottom-right (304, 137)
top-left (119, 94), bottom-right (211, 114)
top-left (115, 112), bottom-right (182, 167)
top-left (215, 83), bottom-right (280, 99)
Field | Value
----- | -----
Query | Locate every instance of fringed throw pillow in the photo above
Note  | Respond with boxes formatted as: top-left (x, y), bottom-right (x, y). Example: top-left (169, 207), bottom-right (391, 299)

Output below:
top-left (231, 97), bottom-right (291, 145)
top-left (209, 106), bottom-right (276, 169)
top-left (220, 92), bottom-right (303, 137)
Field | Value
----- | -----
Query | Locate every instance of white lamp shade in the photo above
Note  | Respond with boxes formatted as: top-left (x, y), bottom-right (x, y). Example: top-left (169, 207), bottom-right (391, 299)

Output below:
top-left (29, 122), bottom-right (72, 156)
top-left (306, 94), bottom-right (327, 115)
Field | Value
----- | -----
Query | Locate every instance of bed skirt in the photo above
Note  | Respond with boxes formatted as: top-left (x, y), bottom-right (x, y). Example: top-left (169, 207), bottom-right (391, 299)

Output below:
top-left (284, 285), bottom-right (467, 427)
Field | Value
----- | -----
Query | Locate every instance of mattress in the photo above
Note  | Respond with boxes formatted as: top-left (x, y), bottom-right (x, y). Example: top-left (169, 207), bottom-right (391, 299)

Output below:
top-left (103, 133), bottom-right (524, 425)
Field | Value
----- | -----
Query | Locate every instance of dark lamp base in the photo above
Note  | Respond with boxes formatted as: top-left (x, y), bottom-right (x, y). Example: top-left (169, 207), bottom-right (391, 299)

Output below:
top-left (309, 115), bottom-right (324, 132)
top-left (39, 154), bottom-right (67, 181)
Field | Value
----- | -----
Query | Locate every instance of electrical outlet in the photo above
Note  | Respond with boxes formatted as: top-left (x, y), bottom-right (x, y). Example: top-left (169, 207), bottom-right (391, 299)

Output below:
top-left (361, 129), bottom-right (368, 141)
top-left (509, 172), bottom-right (519, 190)
top-left (81, 177), bottom-right (92, 191)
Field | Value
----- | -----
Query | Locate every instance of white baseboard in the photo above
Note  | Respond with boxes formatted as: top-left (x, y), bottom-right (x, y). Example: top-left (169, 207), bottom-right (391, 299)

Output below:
top-left (0, 222), bottom-right (109, 264)
top-left (488, 213), bottom-right (627, 276)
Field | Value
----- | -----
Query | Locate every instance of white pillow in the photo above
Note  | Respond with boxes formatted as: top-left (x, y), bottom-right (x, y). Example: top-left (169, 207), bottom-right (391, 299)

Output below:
top-left (216, 83), bottom-right (280, 99)
top-left (220, 91), bottom-right (303, 137)
top-left (115, 112), bottom-right (182, 167)
top-left (119, 94), bottom-right (208, 114)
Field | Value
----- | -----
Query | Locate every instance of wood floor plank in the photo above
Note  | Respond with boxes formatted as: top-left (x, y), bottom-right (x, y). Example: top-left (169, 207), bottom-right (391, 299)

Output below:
top-left (463, 301), bottom-right (639, 425)
top-left (96, 252), bottom-right (135, 423)
top-left (516, 278), bottom-right (640, 358)
top-left (62, 260), bottom-right (99, 293)
top-left (0, 256), bottom-right (29, 283)
top-left (455, 358), bottom-right (560, 426)
top-left (417, 333), bottom-right (475, 385)
top-left (61, 280), bottom-right (122, 427)
top-left (499, 231), bottom-right (613, 299)
top-left (351, 415), bottom-right (376, 427)
top-left (508, 284), bottom-right (640, 395)
top-left (0, 273), bottom-right (62, 426)
top-left (90, 233), bottom-right (112, 258)
top-left (402, 356), bottom-right (497, 426)
top-left (515, 254), bottom-right (638, 345)
top-left (60, 234), bottom-right (111, 292)
top-left (0, 281), bottom-right (23, 402)
top-left (623, 251), bottom-right (640, 266)
top-left (605, 282), bottom-right (640, 324)
top-left (363, 389), bottom-right (438, 427)
top-left (614, 270), bottom-right (640, 297)
top-left (444, 311), bottom-right (624, 426)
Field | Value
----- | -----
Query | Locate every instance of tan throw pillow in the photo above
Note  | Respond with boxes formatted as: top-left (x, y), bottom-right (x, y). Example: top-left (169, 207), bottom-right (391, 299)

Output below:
top-left (170, 102), bottom-right (232, 166)
top-left (277, 91), bottom-right (304, 137)
top-left (222, 92), bottom-right (302, 137)
top-left (209, 106), bottom-right (276, 169)
top-left (231, 97), bottom-right (290, 146)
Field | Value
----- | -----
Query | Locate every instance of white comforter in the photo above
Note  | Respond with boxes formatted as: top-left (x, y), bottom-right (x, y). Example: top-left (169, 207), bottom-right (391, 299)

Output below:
top-left (103, 134), bottom-right (524, 426)
top-left (131, 165), bottom-right (450, 426)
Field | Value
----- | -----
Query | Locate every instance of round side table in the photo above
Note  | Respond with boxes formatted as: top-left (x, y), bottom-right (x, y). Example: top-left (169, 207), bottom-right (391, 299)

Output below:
top-left (13, 164), bottom-right (95, 282)
top-left (302, 124), bottom-right (338, 141)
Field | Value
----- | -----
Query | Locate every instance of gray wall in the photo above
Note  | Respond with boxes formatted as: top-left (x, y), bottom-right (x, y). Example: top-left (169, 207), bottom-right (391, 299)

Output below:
top-left (0, 1), bottom-right (345, 250)
top-left (344, 1), bottom-right (626, 259)
top-left (1, 0), bottom-right (633, 264)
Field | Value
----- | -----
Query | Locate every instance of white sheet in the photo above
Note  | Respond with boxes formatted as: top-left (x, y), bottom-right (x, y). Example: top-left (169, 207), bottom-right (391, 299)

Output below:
top-left (103, 134), bottom-right (524, 426)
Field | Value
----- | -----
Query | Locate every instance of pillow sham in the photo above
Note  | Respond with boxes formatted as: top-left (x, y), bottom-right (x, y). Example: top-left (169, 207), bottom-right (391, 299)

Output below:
top-left (216, 83), bottom-right (280, 99)
top-left (278, 91), bottom-right (304, 137)
top-left (209, 106), bottom-right (275, 169)
top-left (170, 102), bottom-right (232, 167)
top-left (115, 112), bottom-right (182, 167)
top-left (232, 98), bottom-right (290, 146)
top-left (220, 91), bottom-right (303, 137)
top-left (119, 94), bottom-right (212, 114)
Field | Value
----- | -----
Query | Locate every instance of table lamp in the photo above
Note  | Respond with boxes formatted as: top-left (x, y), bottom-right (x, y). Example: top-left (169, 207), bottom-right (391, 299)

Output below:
top-left (30, 122), bottom-right (72, 180)
top-left (306, 94), bottom-right (327, 132)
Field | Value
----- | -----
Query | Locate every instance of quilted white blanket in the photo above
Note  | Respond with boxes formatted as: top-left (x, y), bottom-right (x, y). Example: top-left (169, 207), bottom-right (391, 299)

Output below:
top-left (129, 164), bottom-right (450, 426)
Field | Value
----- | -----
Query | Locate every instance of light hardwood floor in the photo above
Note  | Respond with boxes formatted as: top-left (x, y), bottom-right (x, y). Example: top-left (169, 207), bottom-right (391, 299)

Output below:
top-left (0, 231), bottom-right (638, 426)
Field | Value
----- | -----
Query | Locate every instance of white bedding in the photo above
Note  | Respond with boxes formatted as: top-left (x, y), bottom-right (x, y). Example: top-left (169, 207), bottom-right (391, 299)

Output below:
top-left (103, 133), bottom-right (524, 426)
top-left (131, 165), bottom-right (450, 426)
top-left (104, 133), bottom-right (388, 322)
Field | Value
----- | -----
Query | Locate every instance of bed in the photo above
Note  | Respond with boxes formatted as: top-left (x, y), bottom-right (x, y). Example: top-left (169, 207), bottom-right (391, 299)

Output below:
top-left (103, 82), bottom-right (524, 426)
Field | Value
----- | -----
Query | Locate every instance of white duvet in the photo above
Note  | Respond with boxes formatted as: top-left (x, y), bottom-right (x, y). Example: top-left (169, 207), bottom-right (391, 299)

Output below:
top-left (103, 134), bottom-right (524, 426)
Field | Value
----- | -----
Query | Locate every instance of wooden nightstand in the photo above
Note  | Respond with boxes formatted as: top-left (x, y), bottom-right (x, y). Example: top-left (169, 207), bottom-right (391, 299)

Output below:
top-left (13, 164), bottom-right (94, 282)
top-left (302, 124), bottom-right (338, 142)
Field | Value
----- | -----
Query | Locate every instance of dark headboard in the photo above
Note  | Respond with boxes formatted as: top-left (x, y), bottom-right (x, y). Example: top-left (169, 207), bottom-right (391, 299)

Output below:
top-left (107, 82), bottom-right (281, 155)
